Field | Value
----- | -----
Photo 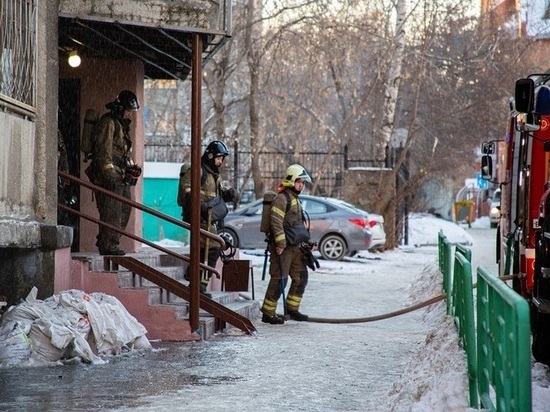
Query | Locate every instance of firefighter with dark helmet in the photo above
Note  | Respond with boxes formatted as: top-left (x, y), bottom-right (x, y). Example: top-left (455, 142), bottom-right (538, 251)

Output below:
top-left (261, 164), bottom-right (313, 324)
top-left (87, 90), bottom-right (141, 255)
top-left (179, 140), bottom-right (239, 297)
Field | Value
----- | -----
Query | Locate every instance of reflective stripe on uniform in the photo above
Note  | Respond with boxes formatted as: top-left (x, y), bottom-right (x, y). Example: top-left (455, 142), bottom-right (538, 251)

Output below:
top-left (286, 294), bottom-right (302, 311)
top-left (261, 298), bottom-right (279, 316)
top-left (274, 233), bottom-right (286, 243)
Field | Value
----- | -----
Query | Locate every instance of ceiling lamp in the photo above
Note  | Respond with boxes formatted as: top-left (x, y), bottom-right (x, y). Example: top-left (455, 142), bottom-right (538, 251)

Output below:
top-left (68, 50), bottom-right (81, 68)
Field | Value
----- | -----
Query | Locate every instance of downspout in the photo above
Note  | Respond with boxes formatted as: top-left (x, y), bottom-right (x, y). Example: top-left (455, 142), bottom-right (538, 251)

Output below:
top-left (189, 34), bottom-right (203, 333)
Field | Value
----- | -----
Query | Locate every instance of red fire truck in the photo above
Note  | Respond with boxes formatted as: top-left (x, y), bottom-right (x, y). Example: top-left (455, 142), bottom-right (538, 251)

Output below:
top-left (481, 73), bottom-right (550, 364)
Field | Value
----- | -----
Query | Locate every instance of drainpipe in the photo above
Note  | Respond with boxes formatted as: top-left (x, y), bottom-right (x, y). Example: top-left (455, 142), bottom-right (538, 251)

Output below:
top-left (189, 33), bottom-right (203, 334)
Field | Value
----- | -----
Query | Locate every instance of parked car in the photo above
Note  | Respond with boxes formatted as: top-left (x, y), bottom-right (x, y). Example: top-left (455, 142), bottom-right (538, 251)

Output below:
top-left (218, 194), bottom-right (375, 261)
top-left (324, 198), bottom-right (386, 251)
top-left (490, 188), bottom-right (501, 228)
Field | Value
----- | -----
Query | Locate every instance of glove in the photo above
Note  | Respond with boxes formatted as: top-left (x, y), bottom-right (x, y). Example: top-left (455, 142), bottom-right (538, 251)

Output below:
top-left (123, 174), bottom-right (138, 186)
top-left (304, 251), bottom-right (320, 271)
top-left (222, 188), bottom-right (239, 205)
top-left (126, 164), bottom-right (142, 178)
top-left (123, 165), bottom-right (141, 186)
top-left (124, 164), bottom-right (142, 186)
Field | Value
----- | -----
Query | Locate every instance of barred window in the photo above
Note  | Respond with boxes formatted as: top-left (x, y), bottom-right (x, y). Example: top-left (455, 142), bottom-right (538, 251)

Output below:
top-left (0, 0), bottom-right (36, 109)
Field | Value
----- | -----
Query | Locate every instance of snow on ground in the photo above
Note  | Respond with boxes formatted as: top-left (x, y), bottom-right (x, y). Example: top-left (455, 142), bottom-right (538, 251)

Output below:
top-left (403, 214), bottom-right (550, 411)
top-left (148, 213), bottom-right (550, 410)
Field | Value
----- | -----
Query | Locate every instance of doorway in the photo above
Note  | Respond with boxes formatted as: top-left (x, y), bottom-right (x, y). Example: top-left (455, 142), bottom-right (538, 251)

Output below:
top-left (58, 78), bottom-right (81, 252)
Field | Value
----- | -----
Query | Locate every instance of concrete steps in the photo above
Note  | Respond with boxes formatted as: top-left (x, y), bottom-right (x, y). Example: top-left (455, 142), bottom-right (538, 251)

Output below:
top-left (68, 250), bottom-right (260, 341)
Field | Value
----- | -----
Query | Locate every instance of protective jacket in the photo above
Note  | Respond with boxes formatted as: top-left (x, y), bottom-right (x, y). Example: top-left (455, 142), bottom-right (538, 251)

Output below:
top-left (270, 188), bottom-right (306, 249)
top-left (179, 162), bottom-right (223, 232)
top-left (90, 113), bottom-right (133, 187)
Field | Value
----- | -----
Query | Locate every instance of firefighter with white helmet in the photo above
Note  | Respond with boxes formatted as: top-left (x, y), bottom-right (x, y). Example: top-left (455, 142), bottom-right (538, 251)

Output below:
top-left (260, 164), bottom-right (313, 324)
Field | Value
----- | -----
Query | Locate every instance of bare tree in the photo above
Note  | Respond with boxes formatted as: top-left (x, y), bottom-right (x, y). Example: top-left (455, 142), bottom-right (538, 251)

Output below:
top-left (376, 0), bottom-right (408, 165)
top-left (144, 0), bottom-right (539, 248)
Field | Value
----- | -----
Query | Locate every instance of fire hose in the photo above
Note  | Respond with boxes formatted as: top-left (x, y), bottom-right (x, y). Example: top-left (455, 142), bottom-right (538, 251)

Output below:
top-left (304, 274), bottom-right (515, 324)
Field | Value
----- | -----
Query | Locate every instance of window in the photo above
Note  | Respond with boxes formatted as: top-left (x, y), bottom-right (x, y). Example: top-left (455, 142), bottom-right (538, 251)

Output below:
top-left (303, 200), bottom-right (328, 215)
top-left (0, 0), bottom-right (36, 108)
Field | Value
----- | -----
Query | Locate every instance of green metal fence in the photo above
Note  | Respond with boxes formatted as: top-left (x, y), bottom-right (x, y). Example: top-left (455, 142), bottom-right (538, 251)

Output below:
top-left (452, 251), bottom-right (478, 408)
top-left (438, 231), bottom-right (453, 314)
top-left (437, 234), bottom-right (531, 411)
top-left (476, 266), bottom-right (531, 412)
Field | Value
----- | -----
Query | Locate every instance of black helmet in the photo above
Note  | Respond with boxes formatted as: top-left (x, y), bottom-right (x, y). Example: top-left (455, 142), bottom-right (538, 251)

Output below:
top-left (116, 90), bottom-right (140, 111)
top-left (204, 141), bottom-right (230, 159)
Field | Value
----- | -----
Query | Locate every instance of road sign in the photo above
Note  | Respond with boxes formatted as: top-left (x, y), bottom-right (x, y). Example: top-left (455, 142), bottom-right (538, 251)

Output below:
top-left (476, 172), bottom-right (488, 190)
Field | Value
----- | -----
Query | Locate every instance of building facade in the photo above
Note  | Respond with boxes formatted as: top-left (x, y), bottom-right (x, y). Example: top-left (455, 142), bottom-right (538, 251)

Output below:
top-left (0, 0), bottom-right (231, 305)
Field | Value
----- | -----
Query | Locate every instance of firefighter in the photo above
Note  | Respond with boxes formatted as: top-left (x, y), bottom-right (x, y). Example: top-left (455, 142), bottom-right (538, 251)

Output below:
top-left (179, 140), bottom-right (238, 297)
top-left (88, 90), bottom-right (141, 255)
top-left (261, 164), bottom-right (313, 324)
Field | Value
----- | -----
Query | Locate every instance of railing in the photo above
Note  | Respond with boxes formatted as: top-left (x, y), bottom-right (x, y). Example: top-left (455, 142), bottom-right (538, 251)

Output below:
top-left (104, 256), bottom-right (256, 335)
top-left (452, 250), bottom-right (477, 408)
top-left (438, 230), bottom-right (453, 314)
top-left (58, 171), bottom-right (257, 336)
top-left (438, 233), bottom-right (531, 411)
top-left (477, 266), bottom-right (531, 411)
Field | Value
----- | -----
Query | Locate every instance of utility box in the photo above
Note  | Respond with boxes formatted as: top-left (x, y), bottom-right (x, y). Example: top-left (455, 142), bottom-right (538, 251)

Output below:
top-left (222, 260), bottom-right (252, 294)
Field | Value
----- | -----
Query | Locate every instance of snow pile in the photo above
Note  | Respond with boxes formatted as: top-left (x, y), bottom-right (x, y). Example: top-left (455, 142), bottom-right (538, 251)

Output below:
top-left (0, 288), bottom-right (151, 367)
top-left (387, 262), bottom-right (475, 411)
top-left (408, 213), bottom-right (474, 246)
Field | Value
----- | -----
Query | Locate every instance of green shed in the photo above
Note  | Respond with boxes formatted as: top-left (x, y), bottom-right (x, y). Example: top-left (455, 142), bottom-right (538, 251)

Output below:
top-left (142, 162), bottom-right (188, 243)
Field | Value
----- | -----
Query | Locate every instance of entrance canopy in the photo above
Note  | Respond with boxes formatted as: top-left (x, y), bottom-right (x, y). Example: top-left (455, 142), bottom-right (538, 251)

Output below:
top-left (58, 0), bottom-right (231, 80)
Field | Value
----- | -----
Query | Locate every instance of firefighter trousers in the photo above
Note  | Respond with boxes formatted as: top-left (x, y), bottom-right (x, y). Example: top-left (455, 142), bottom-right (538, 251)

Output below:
top-left (95, 183), bottom-right (131, 252)
top-left (261, 245), bottom-right (309, 317)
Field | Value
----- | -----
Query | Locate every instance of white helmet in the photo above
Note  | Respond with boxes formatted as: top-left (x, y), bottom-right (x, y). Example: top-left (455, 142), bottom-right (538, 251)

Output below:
top-left (282, 164), bottom-right (311, 187)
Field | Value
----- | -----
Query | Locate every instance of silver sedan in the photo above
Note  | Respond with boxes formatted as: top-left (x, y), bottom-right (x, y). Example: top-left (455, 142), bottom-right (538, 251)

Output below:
top-left (218, 194), bottom-right (374, 260)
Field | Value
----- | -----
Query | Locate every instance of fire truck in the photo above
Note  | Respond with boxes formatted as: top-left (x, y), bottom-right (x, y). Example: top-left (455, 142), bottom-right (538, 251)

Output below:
top-left (481, 73), bottom-right (550, 364)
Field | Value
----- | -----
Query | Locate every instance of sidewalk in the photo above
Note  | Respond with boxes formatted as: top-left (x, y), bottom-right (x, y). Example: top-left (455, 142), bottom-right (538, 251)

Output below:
top-left (0, 246), bottom-right (456, 412)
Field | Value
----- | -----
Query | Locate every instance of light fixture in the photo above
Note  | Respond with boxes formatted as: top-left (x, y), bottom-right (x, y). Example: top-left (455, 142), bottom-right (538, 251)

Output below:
top-left (68, 50), bottom-right (81, 68)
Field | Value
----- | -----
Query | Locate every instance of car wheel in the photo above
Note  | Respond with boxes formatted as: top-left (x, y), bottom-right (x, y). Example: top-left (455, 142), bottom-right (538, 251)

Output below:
top-left (319, 235), bottom-right (347, 261)
top-left (217, 228), bottom-right (239, 248)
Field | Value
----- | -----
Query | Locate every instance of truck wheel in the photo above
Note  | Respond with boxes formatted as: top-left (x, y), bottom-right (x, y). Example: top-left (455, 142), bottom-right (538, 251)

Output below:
top-left (532, 311), bottom-right (550, 366)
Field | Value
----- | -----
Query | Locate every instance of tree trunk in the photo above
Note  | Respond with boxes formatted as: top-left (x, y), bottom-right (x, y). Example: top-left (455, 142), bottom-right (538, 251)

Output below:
top-left (375, 0), bottom-right (407, 165)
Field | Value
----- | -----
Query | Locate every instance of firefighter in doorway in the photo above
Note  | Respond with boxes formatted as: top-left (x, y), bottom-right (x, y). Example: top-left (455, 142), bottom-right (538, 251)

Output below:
top-left (86, 90), bottom-right (142, 255)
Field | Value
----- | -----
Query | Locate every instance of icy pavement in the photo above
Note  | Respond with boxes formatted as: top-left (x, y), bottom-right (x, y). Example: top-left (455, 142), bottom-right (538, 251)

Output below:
top-left (0, 246), bottom-right (449, 411)
top-left (1, 217), bottom-right (549, 411)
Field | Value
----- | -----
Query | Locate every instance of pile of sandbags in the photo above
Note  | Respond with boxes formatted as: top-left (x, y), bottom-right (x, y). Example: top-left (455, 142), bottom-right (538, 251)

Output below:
top-left (0, 288), bottom-right (151, 367)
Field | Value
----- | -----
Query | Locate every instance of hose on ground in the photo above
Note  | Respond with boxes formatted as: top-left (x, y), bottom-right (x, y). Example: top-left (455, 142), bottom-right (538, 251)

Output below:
top-left (306, 274), bottom-right (515, 324)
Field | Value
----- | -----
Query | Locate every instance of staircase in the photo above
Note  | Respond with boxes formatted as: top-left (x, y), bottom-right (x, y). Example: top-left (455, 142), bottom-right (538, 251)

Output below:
top-left (67, 249), bottom-right (260, 341)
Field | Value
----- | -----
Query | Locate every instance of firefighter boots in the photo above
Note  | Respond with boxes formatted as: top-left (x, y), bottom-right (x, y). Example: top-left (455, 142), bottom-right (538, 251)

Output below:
top-left (287, 310), bottom-right (309, 321)
top-left (262, 313), bottom-right (285, 324)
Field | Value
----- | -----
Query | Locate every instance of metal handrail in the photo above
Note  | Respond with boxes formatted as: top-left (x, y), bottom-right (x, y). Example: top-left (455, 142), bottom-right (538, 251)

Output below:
top-left (57, 203), bottom-right (220, 277)
top-left (58, 170), bottom-right (225, 250)
top-left (58, 170), bottom-right (230, 334)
